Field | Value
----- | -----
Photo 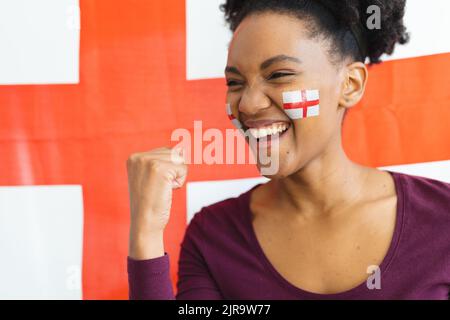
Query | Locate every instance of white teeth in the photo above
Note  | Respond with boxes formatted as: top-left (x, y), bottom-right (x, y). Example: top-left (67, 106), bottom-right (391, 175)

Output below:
top-left (249, 123), bottom-right (289, 139)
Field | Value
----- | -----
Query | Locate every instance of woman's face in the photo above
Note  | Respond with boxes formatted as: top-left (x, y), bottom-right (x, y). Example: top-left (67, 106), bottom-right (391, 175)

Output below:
top-left (225, 12), bottom-right (353, 178)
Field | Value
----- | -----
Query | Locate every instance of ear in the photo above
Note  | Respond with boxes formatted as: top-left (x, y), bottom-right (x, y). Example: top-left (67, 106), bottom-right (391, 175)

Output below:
top-left (338, 62), bottom-right (368, 109)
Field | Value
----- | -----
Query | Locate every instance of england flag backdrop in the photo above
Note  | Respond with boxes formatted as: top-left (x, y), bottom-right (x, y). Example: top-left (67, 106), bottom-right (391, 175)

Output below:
top-left (0, 0), bottom-right (449, 299)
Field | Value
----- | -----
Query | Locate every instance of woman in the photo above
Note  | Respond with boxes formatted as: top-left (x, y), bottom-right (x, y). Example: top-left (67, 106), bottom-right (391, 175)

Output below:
top-left (126, 0), bottom-right (450, 299)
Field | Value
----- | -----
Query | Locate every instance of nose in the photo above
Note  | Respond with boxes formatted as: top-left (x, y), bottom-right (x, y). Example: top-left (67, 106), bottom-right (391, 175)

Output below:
top-left (238, 85), bottom-right (271, 116)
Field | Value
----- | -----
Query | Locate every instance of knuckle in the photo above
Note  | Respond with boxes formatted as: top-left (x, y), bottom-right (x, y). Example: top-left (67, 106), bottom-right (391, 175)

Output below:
top-left (127, 153), bottom-right (139, 167)
top-left (148, 159), bottom-right (163, 173)
top-left (137, 155), bottom-right (148, 165)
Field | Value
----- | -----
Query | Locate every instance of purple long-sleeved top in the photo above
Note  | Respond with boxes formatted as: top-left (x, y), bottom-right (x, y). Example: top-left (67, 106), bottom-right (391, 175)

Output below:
top-left (128, 170), bottom-right (450, 299)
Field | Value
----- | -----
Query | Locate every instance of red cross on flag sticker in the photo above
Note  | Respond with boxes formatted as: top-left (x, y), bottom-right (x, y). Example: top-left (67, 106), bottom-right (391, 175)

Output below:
top-left (282, 89), bottom-right (320, 120)
top-left (226, 103), bottom-right (243, 129)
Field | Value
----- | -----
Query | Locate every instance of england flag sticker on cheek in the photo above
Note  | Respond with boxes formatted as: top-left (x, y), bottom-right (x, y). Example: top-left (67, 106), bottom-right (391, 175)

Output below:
top-left (226, 103), bottom-right (243, 129)
top-left (282, 89), bottom-right (320, 120)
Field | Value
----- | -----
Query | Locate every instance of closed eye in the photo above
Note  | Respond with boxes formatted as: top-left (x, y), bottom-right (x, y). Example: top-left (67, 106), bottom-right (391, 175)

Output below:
top-left (226, 80), bottom-right (242, 87)
top-left (268, 72), bottom-right (295, 80)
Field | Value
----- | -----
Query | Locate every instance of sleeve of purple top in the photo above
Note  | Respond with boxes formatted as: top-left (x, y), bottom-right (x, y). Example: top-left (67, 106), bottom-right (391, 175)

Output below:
top-left (127, 254), bottom-right (174, 300)
top-left (127, 209), bottom-right (223, 300)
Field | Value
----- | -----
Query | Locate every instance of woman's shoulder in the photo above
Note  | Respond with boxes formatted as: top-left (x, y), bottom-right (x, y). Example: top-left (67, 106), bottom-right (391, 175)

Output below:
top-left (394, 171), bottom-right (449, 201)
top-left (391, 170), bottom-right (450, 219)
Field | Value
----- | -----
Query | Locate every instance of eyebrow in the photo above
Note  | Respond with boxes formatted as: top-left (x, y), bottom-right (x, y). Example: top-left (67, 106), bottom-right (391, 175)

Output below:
top-left (224, 66), bottom-right (242, 76)
top-left (225, 54), bottom-right (302, 76)
top-left (260, 55), bottom-right (302, 70)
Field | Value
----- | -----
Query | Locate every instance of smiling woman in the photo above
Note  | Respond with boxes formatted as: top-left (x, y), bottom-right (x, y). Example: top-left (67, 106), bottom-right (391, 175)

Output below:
top-left (126, 0), bottom-right (450, 300)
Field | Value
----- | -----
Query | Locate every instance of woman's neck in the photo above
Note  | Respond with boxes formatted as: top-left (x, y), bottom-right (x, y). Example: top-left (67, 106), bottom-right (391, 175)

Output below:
top-left (273, 143), bottom-right (371, 219)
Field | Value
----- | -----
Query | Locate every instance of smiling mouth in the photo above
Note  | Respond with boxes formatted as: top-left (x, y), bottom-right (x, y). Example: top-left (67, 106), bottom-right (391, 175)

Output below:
top-left (247, 122), bottom-right (291, 141)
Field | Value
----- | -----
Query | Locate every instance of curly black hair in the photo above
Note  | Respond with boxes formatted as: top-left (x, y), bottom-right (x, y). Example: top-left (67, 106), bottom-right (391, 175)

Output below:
top-left (220, 0), bottom-right (409, 64)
